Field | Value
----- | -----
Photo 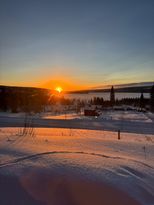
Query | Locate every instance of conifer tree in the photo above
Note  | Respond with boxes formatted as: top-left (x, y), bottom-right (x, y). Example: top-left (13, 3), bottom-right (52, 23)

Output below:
top-left (140, 93), bottom-right (145, 109)
top-left (110, 86), bottom-right (115, 106)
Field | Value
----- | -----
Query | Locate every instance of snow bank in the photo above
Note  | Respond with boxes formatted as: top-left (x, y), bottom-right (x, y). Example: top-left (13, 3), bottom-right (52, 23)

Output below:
top-left (0, 128), bottom-right (153, 205)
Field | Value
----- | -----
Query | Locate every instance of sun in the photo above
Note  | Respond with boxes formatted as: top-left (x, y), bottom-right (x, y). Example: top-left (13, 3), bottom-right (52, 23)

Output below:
top-left (55, 86), bottom-right (63, 93)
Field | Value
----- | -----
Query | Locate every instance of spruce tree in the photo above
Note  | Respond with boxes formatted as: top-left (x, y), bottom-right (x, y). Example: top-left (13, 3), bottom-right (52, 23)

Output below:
top-left (110, 86), bottom-right (115, 106)
top-left (140, 93), bottom-right (145, 109)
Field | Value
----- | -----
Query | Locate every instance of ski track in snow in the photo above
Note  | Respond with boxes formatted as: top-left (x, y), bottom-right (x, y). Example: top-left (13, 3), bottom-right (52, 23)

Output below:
top-left (0, 150), bottom-right (153, 170)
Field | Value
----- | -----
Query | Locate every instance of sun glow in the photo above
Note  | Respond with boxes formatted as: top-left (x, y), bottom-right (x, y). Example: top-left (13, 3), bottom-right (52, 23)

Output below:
top-left (55, 86), bottom-right (63, 93)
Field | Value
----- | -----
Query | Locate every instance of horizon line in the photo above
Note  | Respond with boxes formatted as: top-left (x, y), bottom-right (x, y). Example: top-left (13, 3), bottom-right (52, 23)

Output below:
top-left (0, 81), bottom-right (153, 93)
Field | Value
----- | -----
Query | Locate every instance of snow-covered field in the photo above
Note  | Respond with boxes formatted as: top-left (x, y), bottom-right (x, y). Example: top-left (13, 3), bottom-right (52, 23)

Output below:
top-left (1, 110), bottom-right (154, 122)
top-left (0, 110), bottom-right (153, 136)
top-left (0, 127), bottom-right (154, 205)
top-left (99, 110), bottom-right (153, 122)
top-left (42, 112), bottom-right (84, 120)
top-left (41, 110), bottom-right (154, 122)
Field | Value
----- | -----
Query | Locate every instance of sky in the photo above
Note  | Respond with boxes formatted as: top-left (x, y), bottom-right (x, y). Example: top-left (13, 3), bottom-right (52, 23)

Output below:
top-left (0, 0), bottom-right (154, 91)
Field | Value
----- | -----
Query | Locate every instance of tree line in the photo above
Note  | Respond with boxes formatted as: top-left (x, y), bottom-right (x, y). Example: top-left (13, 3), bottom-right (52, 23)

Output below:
top-left (0, 86), bottom-right (49, 113)
top-left (88, 85), bottom-right (154, 111)
top-left (0, 85), bottom-right (154, 113)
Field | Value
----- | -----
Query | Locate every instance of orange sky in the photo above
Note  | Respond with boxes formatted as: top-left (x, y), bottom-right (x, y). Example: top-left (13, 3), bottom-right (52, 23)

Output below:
top-left (41, 79), bottom-right (89, 91)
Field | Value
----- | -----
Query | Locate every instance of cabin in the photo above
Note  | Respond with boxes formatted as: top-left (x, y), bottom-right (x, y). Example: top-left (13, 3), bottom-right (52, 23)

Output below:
top-left (84, 109), bottom-right (99, 116)
top-left (84, 105), bottom-right (99, 116)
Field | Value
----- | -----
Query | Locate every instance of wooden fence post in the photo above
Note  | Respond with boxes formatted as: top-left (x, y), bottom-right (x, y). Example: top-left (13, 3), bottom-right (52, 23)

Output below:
top-left (118, 130), bottom-right (120, 140)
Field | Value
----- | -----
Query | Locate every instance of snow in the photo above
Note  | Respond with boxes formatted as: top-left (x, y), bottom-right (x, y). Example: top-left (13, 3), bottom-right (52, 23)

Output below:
top-left (99, 110), bottom-right (153, 122)
top-left (0, 127), bottom-right (154, 205)
top-left (41, 110), bottom-right (154, 122)
top-left (42, 112), bottom-right (84, 120)
top-left (1, 111), bottom-right (154, 134)
top-left (1, 110), bottom-right (154, 123)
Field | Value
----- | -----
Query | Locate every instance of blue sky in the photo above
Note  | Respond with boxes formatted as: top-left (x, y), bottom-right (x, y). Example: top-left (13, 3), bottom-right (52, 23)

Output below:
top-left (0, 0), bottom-right (154, 90)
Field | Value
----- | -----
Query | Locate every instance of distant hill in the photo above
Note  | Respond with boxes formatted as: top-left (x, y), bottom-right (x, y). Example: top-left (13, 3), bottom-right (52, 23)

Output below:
top-left (0, 85), bottom-right (48, 92)
top-left (67, 82), bottom-right (154, 94)
top-left (92, 81), bottom-right (154, 90)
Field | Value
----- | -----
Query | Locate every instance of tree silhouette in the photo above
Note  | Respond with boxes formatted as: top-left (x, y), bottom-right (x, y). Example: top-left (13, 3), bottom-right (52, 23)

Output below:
top-left (0, 86), bottom-right (7, 111)
top-left (110, 86), bottom-right (115, 106)
top-left (150, 85), bottom-right (154, 112)
top-left (140, 93), bottom-right (145, 109)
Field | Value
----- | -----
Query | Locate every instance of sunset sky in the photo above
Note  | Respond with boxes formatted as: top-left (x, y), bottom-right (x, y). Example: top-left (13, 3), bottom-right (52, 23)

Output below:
top-left (0, 0), bottom-right (154, 91)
